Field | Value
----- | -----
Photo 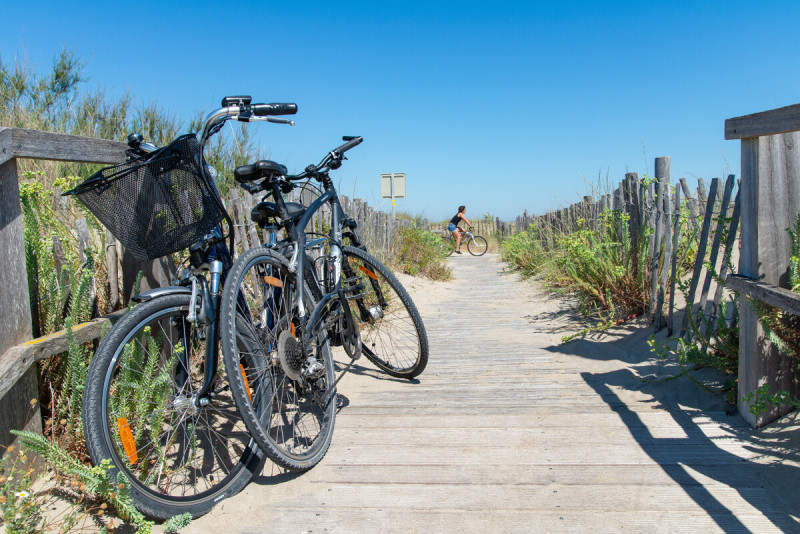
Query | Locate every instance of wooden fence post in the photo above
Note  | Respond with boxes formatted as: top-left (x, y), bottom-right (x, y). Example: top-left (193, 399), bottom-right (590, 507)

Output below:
top-left (653, 157), bottom-right (671, 330)
top-left (667, 187), bottom-right (682, 335)
top-left (0, 154), bottom-right (42, 453)
top-left (734, 127), bottom-right (800, 426)
top-left (105, 228), bottom-right (120, 311)
top-left (651, 157), bottom-right (670, 324)
top-left (680, 177), bottom-right (720, 339)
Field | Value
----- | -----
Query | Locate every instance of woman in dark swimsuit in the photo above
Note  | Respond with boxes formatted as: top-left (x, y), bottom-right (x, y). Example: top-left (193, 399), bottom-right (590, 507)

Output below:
top-left (447, 205), bottom-right (472, 254)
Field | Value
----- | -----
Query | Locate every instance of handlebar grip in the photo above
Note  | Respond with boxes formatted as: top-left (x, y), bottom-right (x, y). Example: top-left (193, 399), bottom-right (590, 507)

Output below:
top-left (334, 136), bottom-right (363, 154)
top-left (252, 103), bottom-right (298, 116)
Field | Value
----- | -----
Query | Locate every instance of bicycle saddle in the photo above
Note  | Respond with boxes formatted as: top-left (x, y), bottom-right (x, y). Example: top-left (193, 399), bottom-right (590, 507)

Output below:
top-left (251, 201), bottom-right (305, 226)
top-left (234, 160), bottom-right (287, 183)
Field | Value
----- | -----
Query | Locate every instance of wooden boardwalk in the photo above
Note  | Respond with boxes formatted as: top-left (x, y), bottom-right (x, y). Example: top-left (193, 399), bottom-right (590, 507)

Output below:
top-left (185, 254), bottom-right (800, 533)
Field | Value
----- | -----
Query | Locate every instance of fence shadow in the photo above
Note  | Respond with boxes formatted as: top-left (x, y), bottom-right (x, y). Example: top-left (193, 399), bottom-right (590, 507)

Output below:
top-left (548, 327), bottom-right (800, 531)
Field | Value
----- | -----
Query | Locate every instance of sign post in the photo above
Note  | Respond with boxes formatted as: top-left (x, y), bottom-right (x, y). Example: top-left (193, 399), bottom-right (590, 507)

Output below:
top-left (380, 173), bottom-right (406, 219)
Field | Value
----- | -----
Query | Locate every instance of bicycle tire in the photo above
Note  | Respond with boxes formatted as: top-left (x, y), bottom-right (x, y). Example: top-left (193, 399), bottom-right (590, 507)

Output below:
top-left (83, 294), bottom-right (266, 520)
top-left (467, 235), bottom-right (488, 256)
top-left (444, 235), bottom-right (455, 257)
top-left (219, 247), bottom-right (336, 471)
top-left (341, 246), bottom-right (429, 378)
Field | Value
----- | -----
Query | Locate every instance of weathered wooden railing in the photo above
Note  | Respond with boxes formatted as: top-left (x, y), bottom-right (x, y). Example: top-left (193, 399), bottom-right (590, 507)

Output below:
top-left (0, 127), bottom-right (129, 451)
top-left (725, 103), bottom-right (800, 427)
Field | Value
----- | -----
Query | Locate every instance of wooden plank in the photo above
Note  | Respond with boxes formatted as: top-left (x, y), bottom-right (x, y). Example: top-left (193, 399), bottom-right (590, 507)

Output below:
top-left (656, 175), bottom-right (673, 331)
top-left (680, 177), bottom-right (720, 339)
top-left (0, 127), bottom-right (127, 167)
top-left (707, 188), bottom-right (742, 337)
top-left (667, 187), bottom-right (682, 335)
top-left (0, 311), bottom-right (125, 401)
top-left (696, 178), bottom-right (707, 213)
top-left (647, 183), bottom-right (659, 317)
top-left (76, 218), bottom-right (91, 265)
top-left (651, 157), bottom-right (670, 326)
top-left (104, 228), bottom-right (120, 310)
top-left (697, 176), bottom-right (734, 323)
top-left (725, 102), bottom-right (800, 139)
top-left (727, 275), bottom-right (800, 316)
top-left (230, 189), bottom-right (247, 252)
top-left (679, 177), bottom-right (700, 232)
top-left (52, 234), bottom-right (66, 280)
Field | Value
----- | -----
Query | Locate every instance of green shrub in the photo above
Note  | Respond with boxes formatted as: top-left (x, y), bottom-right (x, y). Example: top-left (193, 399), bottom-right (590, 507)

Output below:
top-left (503, 210), bottom-right (650, 321)
top-left (392, 224), bottom-right (451, 281)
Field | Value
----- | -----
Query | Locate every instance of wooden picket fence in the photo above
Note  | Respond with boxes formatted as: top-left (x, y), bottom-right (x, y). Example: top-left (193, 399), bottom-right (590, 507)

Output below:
top-left (515, 156), bottom-right (741, 337)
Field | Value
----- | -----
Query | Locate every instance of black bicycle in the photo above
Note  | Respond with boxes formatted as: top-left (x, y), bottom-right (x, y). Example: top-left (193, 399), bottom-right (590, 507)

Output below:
top-left (68, 96), bottom-right (299, 519)
top-left (218, 137), bottom-right (429, 470)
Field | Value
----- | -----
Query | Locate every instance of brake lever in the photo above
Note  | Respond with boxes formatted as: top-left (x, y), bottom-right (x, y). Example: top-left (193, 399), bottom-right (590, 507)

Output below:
top-left (267, 117), bottom-right (295, 126)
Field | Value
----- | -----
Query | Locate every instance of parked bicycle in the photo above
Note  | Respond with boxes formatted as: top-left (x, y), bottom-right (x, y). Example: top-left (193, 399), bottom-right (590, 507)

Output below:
top-left (219, 136), bottom-right (430, 469)
top-left (67, 96), bottom-right (299, 519)
top-left (443, 229), bottom-right (488, 256)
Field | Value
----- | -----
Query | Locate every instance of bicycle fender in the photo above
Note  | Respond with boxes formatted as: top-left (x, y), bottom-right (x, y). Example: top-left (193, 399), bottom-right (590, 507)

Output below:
top-left (131, 285), bottom-right (192, 303)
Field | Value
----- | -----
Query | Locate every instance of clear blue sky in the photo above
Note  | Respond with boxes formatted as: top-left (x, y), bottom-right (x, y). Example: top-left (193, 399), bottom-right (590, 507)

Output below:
top-left (2, 1), bottom-right (798, 221)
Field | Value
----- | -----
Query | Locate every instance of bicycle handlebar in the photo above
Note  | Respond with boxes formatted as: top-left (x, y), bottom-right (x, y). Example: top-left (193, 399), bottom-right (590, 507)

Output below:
top-left (199, 97), bottom-right (297, 145)
top-left (288, 135), bottom-right (364, 181)
top-left (333, 136), bottom-right (363, 155)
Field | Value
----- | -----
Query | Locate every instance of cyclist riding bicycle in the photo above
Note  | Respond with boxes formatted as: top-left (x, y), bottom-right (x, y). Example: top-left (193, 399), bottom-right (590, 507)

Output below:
top-left (447, 205), bottom-right (473, 254)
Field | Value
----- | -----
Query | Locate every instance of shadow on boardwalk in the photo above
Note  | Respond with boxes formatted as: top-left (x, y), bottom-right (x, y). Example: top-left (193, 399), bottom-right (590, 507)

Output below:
top-left (551, 327), bottom-right (800, 533)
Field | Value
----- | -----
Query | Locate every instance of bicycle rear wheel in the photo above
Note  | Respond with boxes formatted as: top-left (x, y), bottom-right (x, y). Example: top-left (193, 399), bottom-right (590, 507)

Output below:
top-left (83, 293), bottom-right (265, 520)
top-left (467, 235), bottom-right (488, 256)
top-left (443, 235), bottom-right (455, 257)
top-left (341, 246), bottom-right (429, 378)
top-left (220, 247), bottom-right (336, 471)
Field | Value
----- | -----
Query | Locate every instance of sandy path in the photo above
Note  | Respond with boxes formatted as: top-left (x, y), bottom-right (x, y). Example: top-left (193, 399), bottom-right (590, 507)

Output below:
top-left (182, 253), bottom-right (800, 533)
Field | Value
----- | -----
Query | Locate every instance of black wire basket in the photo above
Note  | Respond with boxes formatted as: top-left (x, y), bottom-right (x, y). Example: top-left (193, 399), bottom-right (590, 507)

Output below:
top-left (67, 134), bottom-right (225, 261)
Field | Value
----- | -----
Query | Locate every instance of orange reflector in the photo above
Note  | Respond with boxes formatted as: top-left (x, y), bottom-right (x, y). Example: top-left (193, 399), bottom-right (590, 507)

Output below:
top-left (117, 418), bottom-right (138, 464)
top-left (240, 364), bottom-right (252, 402)
top-left (263, 275), bottom-right (283, 288)
top-left (290, 323), bottom-right (296, 337)
top-left (359, 266), bottom-right (378, 280)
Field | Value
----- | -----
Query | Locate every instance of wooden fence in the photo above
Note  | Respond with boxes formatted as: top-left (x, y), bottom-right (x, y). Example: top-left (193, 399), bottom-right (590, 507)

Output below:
top-left (724, 102), bottom-right (800, 427)
top-left (517, 157), bottom-right (741, 340)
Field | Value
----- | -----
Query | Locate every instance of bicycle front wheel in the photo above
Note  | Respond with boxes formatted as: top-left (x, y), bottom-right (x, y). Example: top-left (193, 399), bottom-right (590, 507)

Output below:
top-left (341, 246), bottom-right (429, 378)
top-left (467, 235), bottom-right (488, 256)
top-left (220, 247), bottom-right (336, 471)
top-left (83, 293), bottom-right (265, 520)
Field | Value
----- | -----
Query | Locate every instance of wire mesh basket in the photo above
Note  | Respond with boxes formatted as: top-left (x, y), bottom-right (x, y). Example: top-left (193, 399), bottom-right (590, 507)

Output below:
top-left (67, 134), bottom-right (225, 261)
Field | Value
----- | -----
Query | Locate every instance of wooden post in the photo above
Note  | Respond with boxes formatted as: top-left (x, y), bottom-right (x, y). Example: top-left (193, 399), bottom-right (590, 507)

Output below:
top-left (653, 157), bottom-right (671, 330)
top-left (679, 177), bottom-right (700, 232)
top-left (651, 157), bottom-right (670, 324)
top-left (76, 218), bottom-right (91, 266)
top-left (733, 127), bottom-right (800, 426)
top-left (104, 228), bottom-right (120, 310)
top-left (52, 235), bottom-right (66, 280)
top-left (667, 187), bottom-right (682, 335)
top-left (0, 155), bottom-right (42, 453)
